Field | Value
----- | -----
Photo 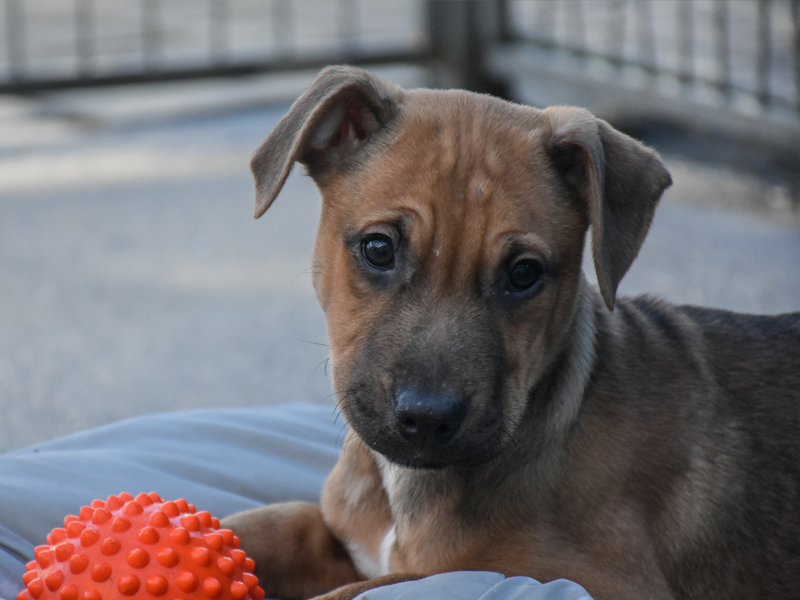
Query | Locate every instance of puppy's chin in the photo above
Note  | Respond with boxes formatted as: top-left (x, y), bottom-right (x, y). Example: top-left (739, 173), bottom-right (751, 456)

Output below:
top-left (350, 421), bottom-right (505, 470)
top-left (377, 450), bottom-right (498, 471)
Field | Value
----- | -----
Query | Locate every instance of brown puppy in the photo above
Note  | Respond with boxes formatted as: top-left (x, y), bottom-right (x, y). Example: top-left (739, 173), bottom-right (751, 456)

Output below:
top-left (222, 66), bottom-right (800, 600)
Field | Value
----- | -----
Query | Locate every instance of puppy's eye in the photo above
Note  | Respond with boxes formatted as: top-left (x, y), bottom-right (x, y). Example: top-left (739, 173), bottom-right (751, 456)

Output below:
top-left (362, 234), bottom-right (395, 269)
top-left (508, 259), bottom-right (543, 292)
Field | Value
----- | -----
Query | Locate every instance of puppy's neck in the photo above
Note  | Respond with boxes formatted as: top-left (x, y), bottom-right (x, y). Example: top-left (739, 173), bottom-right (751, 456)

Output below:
top-left (510, 276), bottom-right (598, 492)
top-left (530, 275), bottom-right (599, 446)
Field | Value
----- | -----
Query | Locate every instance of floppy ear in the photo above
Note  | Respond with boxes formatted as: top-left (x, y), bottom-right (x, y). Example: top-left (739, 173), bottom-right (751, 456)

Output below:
top-left (544, 106), bottom-right (672, 310)
top-left (250, 65), bottom-right (403, 218)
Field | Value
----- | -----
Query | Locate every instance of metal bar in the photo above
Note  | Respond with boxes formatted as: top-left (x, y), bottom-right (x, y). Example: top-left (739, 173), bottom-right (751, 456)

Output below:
top-left (427, 0), bottom-right (472, 88)
top-left (75, 0), bottom-right (94, 77)
top-left (272, 0), bottom-right (293, 55)
top-left (496, 0), bottom-right (511, 44)
top-left (635, 0), bottom-right (656, 72)
top-left (606, 0), bottom-right (626, 67)
top-left (566, 0), bottom-right (586, 55)
top-left (757, 0), bottom-right (771, 105)
top-left (338, 0), bottom-right (359, 54)
top-left (537, 0), bottom-right (557, 48)
top-left (209, 0), bottom-right (229, 64)
top-left (677, 0), bottom-right (693, 84)
top-left (427, 0), bottom-right (508, 92)
top-left (793, 0), bottom-right (800, 111)
top-left (5, 0), bottom-right (26, 80)
top-left (142, 0), bottom-right (160, 69)
top-left (713, 0), bottom-right (730, 95)
top-left (0, 49), bottom-right (428, 94)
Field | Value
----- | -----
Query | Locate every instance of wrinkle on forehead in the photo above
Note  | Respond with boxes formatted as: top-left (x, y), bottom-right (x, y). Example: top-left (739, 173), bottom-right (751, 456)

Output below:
top-left (379, 92), bottom-right (550, 292)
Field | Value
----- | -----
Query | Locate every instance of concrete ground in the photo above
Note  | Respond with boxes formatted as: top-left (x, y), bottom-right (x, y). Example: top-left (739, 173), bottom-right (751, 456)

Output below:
top-left (1, 67), bottom-right (799, 454)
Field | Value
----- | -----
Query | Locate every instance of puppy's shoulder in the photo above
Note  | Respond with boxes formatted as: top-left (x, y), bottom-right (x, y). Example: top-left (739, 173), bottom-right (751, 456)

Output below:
top-left (621, 295), bottom-right (800, 398)
top-left (615, 294), bottom-right (800, 347)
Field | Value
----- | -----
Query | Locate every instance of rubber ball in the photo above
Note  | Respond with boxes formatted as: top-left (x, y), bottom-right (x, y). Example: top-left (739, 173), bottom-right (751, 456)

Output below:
top-left (17, 492), bottom-right (266, 600)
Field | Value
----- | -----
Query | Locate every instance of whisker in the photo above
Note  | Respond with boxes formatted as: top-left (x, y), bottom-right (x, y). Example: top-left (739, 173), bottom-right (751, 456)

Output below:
top-left (499, 425), bottom-right (518, 449)
top-left (333, 391), bottom-right (356, 425)
top-left (310, 356), bottom-right (332, 376)
top-left (290, 267), bottom-right (317, 284)
top-left (319, 388), bottom-right (345, 404)
top-left (296, 338), bottom-right (330, 348)
top-left (334, 403), bottom-right (355, 425)
top-left (336, 424), bottom-right (350, 449)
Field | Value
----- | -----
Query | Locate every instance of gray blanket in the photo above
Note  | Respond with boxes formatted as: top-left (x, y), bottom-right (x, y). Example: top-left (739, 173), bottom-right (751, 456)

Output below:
top-left (0, 404), bottom-right (592, 600)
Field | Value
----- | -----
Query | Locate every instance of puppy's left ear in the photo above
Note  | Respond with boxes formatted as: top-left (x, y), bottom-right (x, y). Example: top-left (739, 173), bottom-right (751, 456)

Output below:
top-left (544, 107), bottom-right (672, 310)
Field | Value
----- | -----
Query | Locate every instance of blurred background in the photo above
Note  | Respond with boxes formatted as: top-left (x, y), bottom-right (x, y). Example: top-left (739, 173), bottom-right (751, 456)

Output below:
top-left (1, 0), bottom-right (799, 453)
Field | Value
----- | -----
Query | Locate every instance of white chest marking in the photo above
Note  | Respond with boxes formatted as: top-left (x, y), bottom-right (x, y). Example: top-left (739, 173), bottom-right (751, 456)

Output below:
top-left (344, 455), bottom-right (404, 578)
top-left (377, 455), bottom-right (402, 503)
top-left (346, 525), bottom-right (395, 579)
top-left (378, 525), bottom-right (397, 575)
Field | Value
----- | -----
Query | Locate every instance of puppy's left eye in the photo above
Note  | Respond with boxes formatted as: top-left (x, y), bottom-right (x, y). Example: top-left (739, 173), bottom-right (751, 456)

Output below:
top-left (362, 234), bottom-right (395, 269)
top-left (508, 259), bottom-right (543, 292)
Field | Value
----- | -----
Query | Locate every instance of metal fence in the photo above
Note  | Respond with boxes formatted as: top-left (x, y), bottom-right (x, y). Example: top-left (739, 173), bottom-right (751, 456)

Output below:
top-left (2, 0), bottom-right (799, 125)
top-left (0, 0), bottom-right (427, 91)
top-left (503, 0), bottom-right (800, 114)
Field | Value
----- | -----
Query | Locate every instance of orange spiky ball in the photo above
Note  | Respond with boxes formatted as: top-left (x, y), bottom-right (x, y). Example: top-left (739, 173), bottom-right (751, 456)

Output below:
top-left (17, 492), bottom-right (265, 600)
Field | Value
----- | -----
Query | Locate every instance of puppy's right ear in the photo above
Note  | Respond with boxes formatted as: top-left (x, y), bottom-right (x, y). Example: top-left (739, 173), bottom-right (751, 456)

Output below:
top-left (250, 66), bottom-right (403, 218)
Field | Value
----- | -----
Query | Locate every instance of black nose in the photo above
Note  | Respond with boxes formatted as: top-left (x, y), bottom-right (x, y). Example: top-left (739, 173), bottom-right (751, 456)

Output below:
top-left (393, 388), bottom-right (467, 447)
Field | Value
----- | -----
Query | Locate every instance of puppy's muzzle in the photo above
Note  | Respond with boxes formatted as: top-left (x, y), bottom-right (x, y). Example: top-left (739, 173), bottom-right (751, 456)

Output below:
top-left (392, 388), bottom-right (467, 449)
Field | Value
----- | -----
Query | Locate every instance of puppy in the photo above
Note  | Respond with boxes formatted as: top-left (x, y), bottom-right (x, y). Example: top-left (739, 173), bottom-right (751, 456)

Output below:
top-left (222, 66), bottom-right (800, 600)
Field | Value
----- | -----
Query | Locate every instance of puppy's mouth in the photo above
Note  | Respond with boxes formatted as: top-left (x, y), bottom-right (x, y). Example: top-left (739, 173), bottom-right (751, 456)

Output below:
top-left (344, 387), bottom-right (505, 469)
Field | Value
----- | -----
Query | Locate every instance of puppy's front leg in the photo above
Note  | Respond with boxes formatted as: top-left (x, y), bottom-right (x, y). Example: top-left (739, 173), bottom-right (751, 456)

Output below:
top-left (221, 502), bottom-right (363, 600)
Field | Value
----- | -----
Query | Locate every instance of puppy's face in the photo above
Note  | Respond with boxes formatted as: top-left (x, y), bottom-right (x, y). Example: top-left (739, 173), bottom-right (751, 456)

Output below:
top-left (252, 67), bottom-right (669, 470)
top-left (312, 91), bottom-right (589, 469)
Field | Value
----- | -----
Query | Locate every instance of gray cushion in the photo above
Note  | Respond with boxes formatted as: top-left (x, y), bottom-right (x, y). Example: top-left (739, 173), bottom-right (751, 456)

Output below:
top-left (0, 404), bottom-right (593, 600)
top-left (350, 572), bottom-right (593, 599)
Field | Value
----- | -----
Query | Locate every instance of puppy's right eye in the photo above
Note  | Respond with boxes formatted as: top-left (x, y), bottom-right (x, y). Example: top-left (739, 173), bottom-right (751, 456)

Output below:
top-left (362, 234), bottom-right (395, 269)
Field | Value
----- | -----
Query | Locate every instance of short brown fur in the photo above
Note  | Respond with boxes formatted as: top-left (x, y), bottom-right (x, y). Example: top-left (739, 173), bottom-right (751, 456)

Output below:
top-left (222, 66), bottom-right (800, 600)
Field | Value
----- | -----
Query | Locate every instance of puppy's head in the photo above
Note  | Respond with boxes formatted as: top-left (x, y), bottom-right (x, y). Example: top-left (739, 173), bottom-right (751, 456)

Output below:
top-left (252, 66), bottom-right (671, 469)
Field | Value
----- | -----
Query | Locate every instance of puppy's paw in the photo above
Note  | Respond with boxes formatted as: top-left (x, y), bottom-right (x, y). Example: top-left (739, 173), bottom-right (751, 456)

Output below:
top-left (222, 501), bottom-right (363, 600)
